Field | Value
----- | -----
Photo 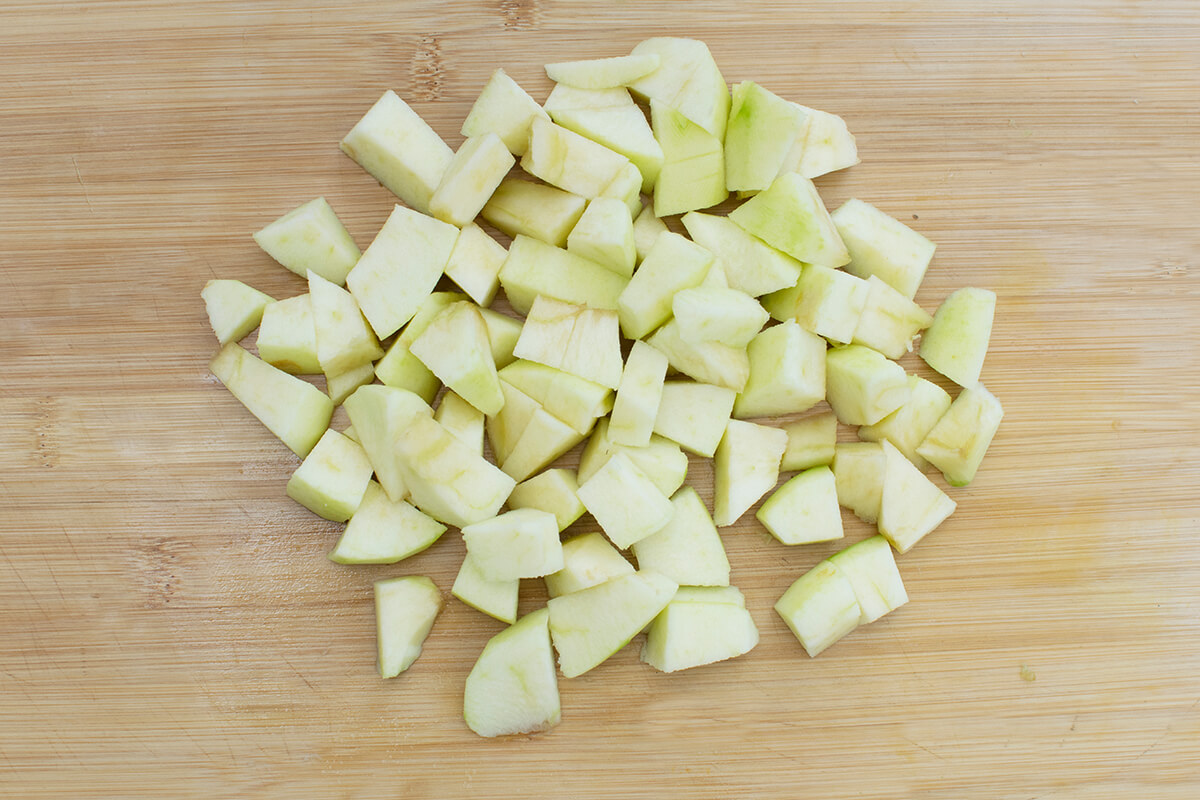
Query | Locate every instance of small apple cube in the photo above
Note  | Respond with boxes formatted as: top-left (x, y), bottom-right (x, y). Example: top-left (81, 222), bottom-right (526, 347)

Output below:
top-left (729, 173), bottom-right (849, 267)
top-left (434, 391), bottom-right (485, 454)
top-left (544, 85), bottom-right (663, 194)
top-left (631, 486), bottom-right (730, 587)
top-left (325, 361), bottom-right (374, 406)
top-left (464, 608), bottom-right (560, 738)
top-left (286, 428), bottom-right (373, 522)
top-left (486, 379), bottom-right (542, 466)
top-left (653, 380), bottom-right (736, 458)
top-left (641, 589), bottom-right (758, 673)
top-left (618, 231), bottom-right (713, 340)
top-left (825, 344), bottom-right (911, 426)
top-left (782, 105), bottom-right (860, 180)
top-left (252, 197), bottom-right (361, 285)
top-left (920, 287), bottom-right (997, 388)
top-left (628, 37), bottom-right (729, 140)
top-left (308, 270), bottom-right (383, 376)
top-left (482, 178), bottom-right (586, 249)
top-left (343, 384), bottom-right (432, 501)
top-left (374, 575), bottom-right (443, 678)
top-left (713, 419), bottom-right (788, 527)
top-left (507, 468), bottom-right (586, 532)
top-left (498, 359), bottom-right (612, 436)
top-left (452, 554), bottom-right (519, 625)
top-left (546, 53), bottom-right (661, 89)
top-left (756, 465), bottom-right (844, 546)
top-left (566, 197), bottom-right (636, 277)
top-left (650, 99), bottom-right (728, 216)
top-left (462, 68), bottom-right (550, 156)
top-left (780, 411), bottom-right (838, 472)
top-left (832, 441), bottom-right (885, 524)
top-left (878, 440), bottom-right (957, 553)
top-left (329, 481), bottom-right (447, 565)
top-left (724, 81), bottom-right (808, 192)
top-left (577, 417), bottom-right (688, 498)
top-left (201, 279), bottom-right (274, 345)
top-left (673, 287), bottom-right (768, 348)
top-left (645, 319), bottom-right (750, 393)
top-left (917, 383), bottom-right (1004, 487)
top-left (500, 408), bottom-right (585, 483)
top-left (410, 301), bottom-right (505, 416)
top-left (544, 531), bottom-right (635, 598)
top-left (429, 133), bottom-right (515, 228)
top-left (463, 508), bottom-right (565, 581)
top-left (608, 341), bottom-right (669, 448)
top-left (513, 295), bottom-right (624, 390)
top-left (498, 235), bottom-right (628, 316)
top-left (681, 211), bottom-right (803, 297)
top-left (859, 375), bottom-right (951, 469)
top-left (443, 223), bottom-right (507, 308)
top-left (632, 203), bottom-right (668, 263)
top-left (763, 264), bottom-right (869, 345)
top-left (852, 275), bottom-right (934, 359)
top-left (827, 535), bottom-right (908, 624)
top-left (577, 451), bottom-right (675, 549)
top-left (774, 560), bottom-right (861, 657)
top-left (832, 198), bottom-right (935, 300)
top-left (522, 117), bottom-right (632, 200)
top-left (734, 321), bottom-right (826, 419)
top-left (256, 294), bottom-right (320, 375)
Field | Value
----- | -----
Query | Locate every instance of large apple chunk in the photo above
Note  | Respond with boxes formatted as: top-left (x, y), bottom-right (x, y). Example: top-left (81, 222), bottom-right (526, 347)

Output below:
top-left (628, 37), bottom-right (729, 140)
top-left (650, 100), bottom-right (728, 216)
top-left (577, 452), bottom-right (675, 549)
top-left (483, 179), bottom-right (586, 249)
top-left (608, 341), bottom-right (669, 448)
top-left (506, 469), bottom-right (585, 532)
top-left (916, 383), bottom-right (1004, 487)
top-left (763, 264), bottom-right (869, 345)
top-left (286, 428), bottom-right (373, 522)
top-left (522, 117), bottom-right (632, 200)
top-left (618, 231), bottom-right (713, 340)
top-left (513, 296), bottom-right (624, 390)
top-left (780, 411), bottom-right (838, 472)
top-left (544, 532), bottom-right (635, 598)
top-left (645, 319), bottom-right (750, 393)
top-left (498, 235), bottom-right (628, 315)
top-left (825, 344), bottom-right (911, 426)
top-left (256, 294), bottom-right (321, 375)
top-left (461, 68), bottom-right (550, 156)
top-left (734, 321), bottom-right (826, 419)
top-left (566, 196), bottom-right (637, 277)
top-left (832, 198), bottom-right (935, 299)
top-left (877, 440), bottom-right (956, 553)
top-left (774, 560), bottom-right (861, 657)
top-left (328, 481), bottom-right (446, 565)
top-left (444, 223), bottom-right (507, 308)
top-left (452, 555), bottom-right (519, 624)
top-left (577, 417), bottom-right (688, 499)
top-left (680, 211), bottom-right (803, 297)
top-left (201, 280), bottom-right (273, 345)
top-left (828, 535), bottom-right (908, 624)
top-left (374, 575), bottom-right (443, 678)
top-left (462, 509), bottom-right (564, 581)
top-left (729, 173), bottom-right (849, 267)
top-left (409, 301), bottom-right (505, 416)
top-left (641, 587), bottom-right (758, 672)
top-left (253, 197), bottom-right (360, 285)
top-left (631, 486), bottom-right (730, 587)
top-left (307, 270), bottom-right (383, 376)
top-left (713, 419), bottom-right (788, 527)
top-left (724, 81), bottom-right (807, 192)
top-left (832, 441), bottom-right (885, 524)
top-left (653, 380), bottom-right (736, 458)
top-left (920, 287), bottom-right (997, 388)
top-left (343, 384), bottom-right (430, 501)
top-left (851, 275), bottom-right (933, 359)
top-left (544, 85), bottom-right (664, 194)
top-left (464, 609), bottom-right (560, 738)
top-left (756, 466), bottom-right (843, 546)
top-left (429, 133), bottom-right (515, 228)
top-left (672, 287), bottom-right (768, 348)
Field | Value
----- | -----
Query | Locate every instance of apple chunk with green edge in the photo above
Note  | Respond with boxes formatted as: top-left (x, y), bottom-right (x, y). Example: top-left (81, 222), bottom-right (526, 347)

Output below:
top-left (328, 481), bottom-right (446, 565)
top-left (832, 441), bottom-right (885, 524)
top-left (878, 440), bottom-right (957, 554)
top-left (513, 295), bottom-right (624, 390)
top-left (832, 197), bottom-right (935, 300)
top-left (463, 608), bottom-right (560, 738)
top-left (257, 294), bottom-right (320, 375)
top-left (641, 587), bottom-right (758, 673)
top-left (566, 196), bottom-right (637, 277)
top-left (859, 375), bottom-right (951, 470)
top-left (825, 344), bottom-right (911, 426)
top-left (733, 320), bottom-right (826, 419)
top-left (498, 235), bottom-right (628, 316)
top-left (632, 203), bottom-right (668, 263)
top-left (452, 554), bottom-right (519, 624)
top-left (462, 509), bottom-right (564, 581)
top-left (252, 197), bottom-right (360, 286)
top-left (285, 429), bottom-right (373, 522)
top-left (617, 231), bottom-right (713, 341)
top-left (201, 279), bottom-right (273, 346)
top-left (577, 417), bottom-right (688, 499)
top-left (429, 132), bottom-right (515, 228)
top-left (545, 85), bottom-right (664, 196)
top-left (652, 380), bottom-right (736, 458)
top-left (545, 532), bottom-right (635, 598)
top-left (325, 361), bottom-right (374, 406)
top-left (681, 211), bottom-right (803, 298)
top-left (548, 570), bottom-right (678, 678)
top-left (373, 291), bottom-right (456, 404)
top-left (780, 411), bottom-right (837, 472)
top-left (828, 535), bottom-right (908, 624)
top-left (209, 343), bottom-right (333, 458)
top-left (775, 560), bottom-right (861, 658)
top-left (756, 466), bottom-right (843, 546)
top-left (608, 340), bottom-right (668, 448)
top-left (409, 301), bottom-right (505, 416)
top-left (920, 287), bottom-right (997, 388)
top-left (486, 380), bottom-right (541, 465)
top-left (730, 173), bottom-right (848, 267)
top-left (506, 468), bottom-right (585, 532)
top-left (713, 419), bottom-right (788, 527)
top-left (650, 99), bottom-right (728, 216)
top-left (307, 270), bottom-right (383, 377)
top-left (577, 451), bottom-right (675, 550)
top-left (762, 263), bottom-right (869, 345)
top-left (631, 486), bottom-right (731, 587)
top-left (916, 383), bottom-right (1004, 487)
top-left (443, 223), bottom-right (507, 308)
top-left (343, 384), bottom-right (432, 502)
top-left (546, 52), bottom-right (660, 90)
top-left (851, 274), bottom-right (933, 359)
top-left (374, 575), bottom-right (443, 678)
top-left (724, 80), bottom-right (808, 192)
top-left (482, 179), bottom-right (586, 249)
top-left (628, 37), bottom-right (729, 141)
top-left (461, 68), bottom-right (549, 157)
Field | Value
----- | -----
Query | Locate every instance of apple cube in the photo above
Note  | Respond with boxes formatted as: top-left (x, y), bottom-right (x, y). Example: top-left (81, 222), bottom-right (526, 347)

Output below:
top-left (487, 379), bottom-right (543, 465)
top-left (566, 197), bottom-right (636, 277)
top-left (878, 440), bottom-right (957, 553)
top-left (646, 319), bottom-right (750, 393)
top-left (341, 90), bottom-right (453, 214)
top-left (546, 53), bottom-right (661, 89)
top-left (346, 204), bottom-right (459, 340)
top-left (434, 391), bottom-right (485, 454)
top-left (522, 117), bottom-right (632, 200)
top-left (916, 383), bottom-right (1004, 487)
top-left (641, 589), bottom-right (758, 673)
top-left (632, 203), bottom-right (668, 263)
top-left (920, 287), bottom-right (997, 388)
top-left (618, 231), bottom-right (713, 340)
top-left (374, 575), bottom-right (442, 678)
top-left (308, 270), bottom-right (383, 375)
top-left (545, 85), bottom-right (664, 194)
top-left (734, 321), bottom-right (826, 419)
top-left (608, 341), bottom-right (669, 448)
top-left (501, 408), bottom-right (585, 483)
top-left (672, 287), bottom-right (768, 348)
top-left (713, 419), bottom-right (788, 526)
top-left (286, 428), bottom-right (373, 522)
top-left (410, 301), bottom-right (504, 415)
top-left (631, 486), bottom-right (731, 587)
top-left (429, 133), bottom-right (515, 228)
top-left (201, 279), bottom-right (273, 345)
top-left (513, 296), bottom-right (624, 390)
top-left (482, 178), bottom-right (586, 249)
top-left (763, 264), bottom-right (869, 345)
top-left (628, 37), bottom-right (729, 140)
top-left (774, 560), bottom-right (861, 657)
top-left (825, 344), bottom-right (912, 426)
top-left (782, 105), bottom-right (860, 179)
top-left (577, 451), bottom-right (675, 549)
top-left (650, 100), bottom-right (728, 216)
top-left (832, 441), bottom-right (885, 524)
top-left (256, 294), bottom-right (320, 375)
top-left (462, 508), bottom-right (564, 581)
top-left (498, 235), bottom-right (628, 316)
top-left (498, 359), bottom-right (611, 435)
top-left (577, 417), bottom-right (688, 498)
top-left (462, 68), bottom-right (549, 156)
top-left (329, 481), bottom-right (447, 565)
top-left (548, 570), bottom-right (678, 677)
top-left (209, 343), bottom-right (333, 457)
top-left (652, 380), bottom-right (736, 458)
top-left (852, 275), bottom-right (934, 359)
top-left (252, 197), bottom-right (361, 285)
top-left (443, 223), bottom-right (507, 308)
top-left (832, 198), bottom-right (935, 299)
top-left (724, 81), bottom-right (808, 192)
top-left (452, 554), bottom-right (519, 625)
top-left (681, 211), bottom-right (803, 297)
top-left (325, 361), bottom-right (374, 406)
top-left (464, 608), bottom-right (560, 737)
top-left (729, 173), bottom-right (849, 267)
top-left (859, 375), bottom-right (952, 469)
top-left (756, 466), bottom-right (843, 546)
top-left (544, 532), bottom-right (635, 598)
top-left (780, 411), bottom-right (838, 472)
top-left (507, 468), bottom-right (585, 532)
top-left (828, 535), bottom-right (908, 624)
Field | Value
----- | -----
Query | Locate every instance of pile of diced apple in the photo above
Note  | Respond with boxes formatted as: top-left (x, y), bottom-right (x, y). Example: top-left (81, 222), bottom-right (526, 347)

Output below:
top-left (202, 37), bottom-right (1004, 738)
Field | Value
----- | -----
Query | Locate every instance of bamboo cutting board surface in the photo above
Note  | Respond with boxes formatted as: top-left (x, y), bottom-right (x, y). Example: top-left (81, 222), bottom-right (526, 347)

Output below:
top-left (2, 2), bottom-right (1198, 797)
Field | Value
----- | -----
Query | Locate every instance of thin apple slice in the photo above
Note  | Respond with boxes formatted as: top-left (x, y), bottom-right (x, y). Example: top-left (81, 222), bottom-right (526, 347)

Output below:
top-left (461, 68), bottom-right (550, 157)
top-left (544, 532), bottom-right (635, 598)
top-left (329, 481), bottom-right (447, 565)
top-left (452, 554), bottom-right (519, 625)
top-left (201, 279), bottom-right (274, 345)
top-left (631, 486), bottom-right (731, 587)
top-left (729, 173), bottom-right (849, 267)
top-left (775, 560), bottom-right (861, 657)
top-left (577, 451), bottom-right (675, 549)
top-left (920, 287), bottom-right (997, 388)
top-left (780, 411), bottom-right (838, 472)
top-left (507, 468), bottom-right (586, 532)
top-left (374, 575), bottom-right (443, 678)
top-left (546, 53), bottom-right (661, 89)
top-left (756, 466), bottom-right (843, 546)
top-left (464, 608), bottom-right (560, 737)
top-left (641, 590), bottom-right (758, 672)
top-left (253, 197), bottom-right (360, 285)
top-left (877, 440), bottom-right (956, 553)
top-left (713, 419), bottom-right (788, 527)
top-left (286, 428), bottom-right (373, 522)
top-left (916, 383), bottom-right (1004, 487)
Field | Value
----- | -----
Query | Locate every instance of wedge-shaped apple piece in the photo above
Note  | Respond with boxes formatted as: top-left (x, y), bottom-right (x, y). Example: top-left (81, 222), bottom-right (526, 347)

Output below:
top-left (545, 532), bottom-right (635, 598)
top-left (343, 384), bottom-right (432, 501)
top-left (373, 292), bottom-right (456, 404)
top-left (725, 81), bottom-right (808, 192)
top-left (859, 375), bottom-right (951, 470)
top-left (673, 287), bottom-right (768, 348)
top-left (326, 360), bottom-right (375, 406)
top-left (775, 560), bottom-right (861, 657)
top-left (546, 53), bottom-right (661, 89)
top-left (608, 341), bottom-right (669, 448)
top-left (452, 554), bottom-right (519, 625)
top-left (618, 231), bottom-right (713, 340)
top-left (777, 411), bottom-right (836, 472)
top-left (507, 468), bottom-right (585, 532)
top-left (828, 535), bottom-right (908, 624)
top-left (346, 204), bottom-right (460, 340)
top-left (329, 481), bottom-right (446, 565)
top-left (307, 271), bottom-right (383, 375)
top-left (632, 204), bottom-right (668, 264)
top-left (734, 321), bottom-right (826, 419)
top-left (641, 588), bottom-right (758, 673)
top-left (650, 100), bottom-right (728, 216)
top-left (878, 441), bottom-right (956, 553)
top-left (825, 344), bottom-right (911, 426)
top-left (498, 360), bottom-right (611, 435)
top-left (652, 381), bottom-right (736, 458)
top-left (566, 196), bottom-right (636, 277)
top-left (577, 451), bottom-right (675, 549)
top-left (501, 408), bottom-right (585, 483)
top-left (781, 105), bottom-right (860, 180)
top-left (916, 383), bottom-right (1004, 487)
top-left (463, 509), bottom-right (564, 581)
top-left (480, 308), bottom-right (523, 370)
top-left (429, 133), bottom-right (515, 228)
top-left (577, 417), bottom-right (688, 498)
top-left (730, 173), bottom-right (849, 267)
top-left (920, 287), bottom-right (996, 388)
top-left (487, 379), bottom-right (543, 465)
top-left (628, 37), bottom-right (729, 140)
top-left (522, 117), bottom-right (632, 200)
top-left (513, 295), bottom-right (623, 390)
top-left (461, 68), bottom-right (550, 156)
top-left (464, 608), bottom-right (560, 737)
top-left (375, 575), bottom-right (442, 678)
top-left (256, 294), bottom-right (320, 374)
top-left (832, 198), bottom-right (935, 299)
top-left (713, 419), bottom-right (788, 527)
top-left (482, 179), bottom-right (586, 249)
top-left (832, 441), bottom-right (884, 524)
top-left (209, 343), bottom-right (333, 457)
top-left (757, 466), bottom-right (843, 546)
top-left (341, 90), bottom-right (453, 214)
top-left (253, 197), bottom-right (361, 285)
top-left (852, 275), bottom-right (933, 358)
top-left (602, 159), bottom-right (645, 220)
top-left (548, 570), bottom-right (678, 677)
top-left (435, 391), bottom-right (485, 454)
top-left (498, 235), bottom-right (628, 316)
top-left (443, 223), bottom-right (507, 308)
top-left (632, 486), bottom-right (730, 587)
top-left (545, 85), bottom-right (664, 194)
top-left (645, 319), bottom-right (750, 393)
top-left (680, 211), bottom-right (803, 297)
top-left (763, 264), bottom-right (869, 345)
top-left (410, 301), bottom-right (505, 415)
top-left (286, 428), bottom-right (373, 522)
top-left (202, 280), bottom-right (273, 345)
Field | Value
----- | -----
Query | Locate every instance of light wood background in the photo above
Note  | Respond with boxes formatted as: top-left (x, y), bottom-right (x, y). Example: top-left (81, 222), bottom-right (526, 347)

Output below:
top-left (2, 2), bottom-right (1198, 797)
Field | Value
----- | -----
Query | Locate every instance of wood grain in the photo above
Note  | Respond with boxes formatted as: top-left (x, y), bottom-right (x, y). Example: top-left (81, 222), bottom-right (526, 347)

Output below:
top-left (2, 2), bottom-right (1198, 797)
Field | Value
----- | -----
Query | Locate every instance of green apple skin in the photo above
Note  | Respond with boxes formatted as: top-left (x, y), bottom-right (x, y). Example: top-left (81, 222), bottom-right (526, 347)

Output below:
top-left (410, 301), bottom-right (505, 416)
top-left (724, 81), bottom-right (807, 192)
top-left (681, 211), bottom-right (803, 297)
top-left (775, 560), bottom-right (861, 658)
top-left (729, 173), bottom-right (849, 268)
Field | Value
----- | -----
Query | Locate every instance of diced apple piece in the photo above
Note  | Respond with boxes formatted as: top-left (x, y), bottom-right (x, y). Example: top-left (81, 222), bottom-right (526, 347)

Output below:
top-left (498, 360), bottom-right (611, 436)
top-left (513, 296), bottom-right (624, 390)
top-left (548, 570), bottom-right (678, 677)
top-left (329, 481), bottom-right (447, 565)
top-left (343, 384), bottom-right (432, 501)
top-left (501, 408), bottom-right (585, 483)
top-left (444, 223), bottom-right (507, 308)
top-left (652, 381), bottom-right (736, 458)
top-left (546, 53), bottom-right (661, 89)
top-left (713, 419), bottom-right (788, 527)
top-left (628, 37), bottom-right (729, 140)
top-left (482, 178), bottom-right (586, 248)
top-left (507, 468), bottom-right (585, 532)
top-left (453, 554), bottom-right (519, 625)
top-left (373, 291), bottom-right (457, 403)
top-left (878, 441), bottom-right (956, 553)
top-left (209, 343), bottom-right (334, 457)
top-left (832, 441), bottom-right (885, 524)
top-left (429, 133), bottom-right (515, 228)
top-left (763, 264), bottom-right (869, 345)
top-left (257, 294), bottom-right (320, 375)
top-left (650, 100), bottom-right (728, 216)
top-left (859, 375), bottom-right (951, 470)
top-left (632, 203), bottom-right (668, 264)
top-left (631, 486), bottom-right (730, 587)
top-left (920, 287), bottom-right (997, 388)
top-left (781, 105), bottom-right (860, 180)
top-left (522, 117), bottom-right (632, 200)
top-left (346, 204), bottom-right (459, 340)
top-left (341, 90), bottom-right (453, 214)
top-left (308, 270), bottom-right (384, 375)
top-left (641, 589), bottom-right (758, 672)
top-left (646, 319), bottom-right (750, 393)
top-left (825, 344), bottom-right (911, 426)
top-left (780, 411), bottom-right (838, 472)
top-left (201, 280), bottom-right (273, 345)
top-left (410, 301), bottom-right (505, 415)
top-left (673, 287), bottom-right (767, 348)
top-left (545, 85), bottom-right (663, 194)
top-left (577, 452), bottom-right (675, 549)
top-left (729, 173), bottom-right (848, 267)
top-left (916, 383), bottom-right (1004, 487)
top-left (681, 211), bottom-right (803, 297)
top-left (734, 321), bottom-right (826, 419)
top-left (832, 198), bottom-right (935, 299)
top-left (464, 608), bottom-right (560, 737)
top-left (852, 275), bottom-right (933, 358)
top-left (724, 81), bottom-right (808, 192)
top-left (566, 197), bottom-right (636, 277)
top-left (252, 197), bottom-right (361, 285)
top-left (608, 341), bottom-right (668, 448)
top-left (286, 428), bottom-right (373, 522)
top-left (479, 308), bottom-right (523, 370)
top-left (828, 535), bottom-right (908, 624)
top-left (435, 391), bottom-right (485, 454)
top-left (577, 417), bottom-right (689, 498)
top-left (774, 560), bottom-right (861, 657)
top-left (618, 231), bottom-right (713, 340)
top-left (544, 532), bottom-right (635, 598)
top-left (756, 466), bottom-right (843, 546)
top-left (498, 235), bottom-right (628, 315)
top-left (461, 68), bottom-right (550, 157)
top-left (326, 360), bottom-right (374, 406)
top-left (374, 575), bottom-right (442, 678)
top-left (462, 509), bottom-right (564, 581)
top-left (487, 379), bottom-right (543, 465)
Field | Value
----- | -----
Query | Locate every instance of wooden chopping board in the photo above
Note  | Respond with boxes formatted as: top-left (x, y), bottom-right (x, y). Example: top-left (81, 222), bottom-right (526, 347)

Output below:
top-left (1, 2), bottom-right (1198, 797)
